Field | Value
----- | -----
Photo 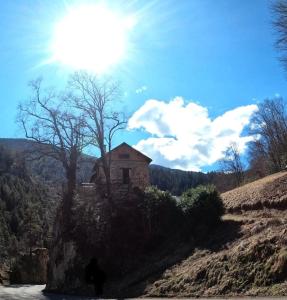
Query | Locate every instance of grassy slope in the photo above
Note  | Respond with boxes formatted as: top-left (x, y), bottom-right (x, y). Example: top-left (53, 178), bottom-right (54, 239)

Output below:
top-left (138, 172), bottom-right (287, 297)
top-left (222, 171), bottom-right (287, 212)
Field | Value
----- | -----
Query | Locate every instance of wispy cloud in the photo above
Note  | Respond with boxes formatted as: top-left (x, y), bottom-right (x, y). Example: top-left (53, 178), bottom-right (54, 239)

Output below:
top-left (135, 85), bottom-right (147, 94)
top-left (128, 97), bottom-right (258, 171)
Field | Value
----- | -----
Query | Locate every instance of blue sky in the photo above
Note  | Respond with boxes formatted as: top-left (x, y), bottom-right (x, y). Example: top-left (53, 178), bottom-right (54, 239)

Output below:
top-left (0, 0), bottom-right (286, 171)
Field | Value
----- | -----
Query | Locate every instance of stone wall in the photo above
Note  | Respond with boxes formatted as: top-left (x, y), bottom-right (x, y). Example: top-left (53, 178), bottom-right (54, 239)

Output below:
top-left (10, 248), bottom-right (49, 284)
top-left (96, 143), bottom-right (151, 190)
top-left (0, 265), bottom-right (9, 285)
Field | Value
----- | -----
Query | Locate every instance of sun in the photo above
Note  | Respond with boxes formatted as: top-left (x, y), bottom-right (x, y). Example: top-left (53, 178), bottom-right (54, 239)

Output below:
top-left (50, 4), bottom-right (136, 73)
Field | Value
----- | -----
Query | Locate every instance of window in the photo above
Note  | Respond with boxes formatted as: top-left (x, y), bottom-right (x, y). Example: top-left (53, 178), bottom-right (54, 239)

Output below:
top-left (122, 168), bottom-right (130, 184)
top-left (118, 153), bottom-right (130, 159)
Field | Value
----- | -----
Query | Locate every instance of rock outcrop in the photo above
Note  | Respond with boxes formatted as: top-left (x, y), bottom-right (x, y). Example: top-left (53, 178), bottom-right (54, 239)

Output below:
top-left (10, 248), bottom-right (49, 284)
top-left (0, 265), bottom-right (10, 285)
top-left (45, 187), bottom-right (192, 297)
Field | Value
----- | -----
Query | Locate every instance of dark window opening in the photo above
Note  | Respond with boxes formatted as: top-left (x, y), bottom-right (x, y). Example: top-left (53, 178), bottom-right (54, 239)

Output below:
top-left (118, 153), bottom-right (130, 159)
top-left (90, 163), bottom-right (99, 182)
top-left (122, 168), bottom-right (130, 184)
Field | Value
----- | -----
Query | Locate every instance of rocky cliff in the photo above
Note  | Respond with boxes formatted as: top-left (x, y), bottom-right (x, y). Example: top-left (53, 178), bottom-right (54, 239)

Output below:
top-left (46, 172), bottom-right (287, 297)
top-left (45, 185), bottom-right (224, 297)
top-left (10, 248), bottom-right (49, 284)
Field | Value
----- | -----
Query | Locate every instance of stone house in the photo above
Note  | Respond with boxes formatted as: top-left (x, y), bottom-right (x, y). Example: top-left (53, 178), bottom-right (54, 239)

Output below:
top-left (91, 142), bottom-right (152, 191)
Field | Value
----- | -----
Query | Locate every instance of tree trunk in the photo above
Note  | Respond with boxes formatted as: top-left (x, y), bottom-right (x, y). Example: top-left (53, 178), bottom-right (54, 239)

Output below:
top-left (99, 145), bottom-right (115, 212)
top-left (62, 161), bottom-right (77, 234)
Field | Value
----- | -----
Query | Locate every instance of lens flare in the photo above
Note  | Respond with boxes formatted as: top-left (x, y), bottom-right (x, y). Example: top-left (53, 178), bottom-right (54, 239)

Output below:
top-left (50, 4), bottom-right (136, 73)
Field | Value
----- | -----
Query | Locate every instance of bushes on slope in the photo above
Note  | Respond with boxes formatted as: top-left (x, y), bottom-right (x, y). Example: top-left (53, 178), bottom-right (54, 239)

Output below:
top-left (141, 185), bottom-right (224, 242)
top-left (140, 186), bottom-right (182, 242)
top-left (179, 185), bottom-right (224, 232)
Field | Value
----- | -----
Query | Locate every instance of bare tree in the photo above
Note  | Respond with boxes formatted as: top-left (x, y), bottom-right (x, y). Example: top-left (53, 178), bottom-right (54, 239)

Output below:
top-left (220, 142), bottom-right (245, 187)
top-left (249, 98), bottom-right (287, 172)
top-left (68, 71), bottom-right (126, 205)
top-left (18, 78), bottom-right (88, 222)
top-left (273, 0), bottom-right (287, 72)
top-left (248, 139), bottom-right (269, 179)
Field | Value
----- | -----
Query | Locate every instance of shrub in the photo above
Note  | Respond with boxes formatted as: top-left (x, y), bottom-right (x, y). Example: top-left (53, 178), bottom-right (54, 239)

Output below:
top-left (140, 186), bottom-right (182, 241)
top-left (179, 185), bottom-right (224, 233)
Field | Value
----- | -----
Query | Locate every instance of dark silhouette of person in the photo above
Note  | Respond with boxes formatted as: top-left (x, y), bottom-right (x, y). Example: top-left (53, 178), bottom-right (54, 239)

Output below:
top-left (85, 257), bottom-right (106, 296)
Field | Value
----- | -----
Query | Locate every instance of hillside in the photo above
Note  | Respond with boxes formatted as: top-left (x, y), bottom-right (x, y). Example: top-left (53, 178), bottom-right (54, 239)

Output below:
top-left (222, 171), bottom-right (287, 212)
top-left (149, 164), bottom-right (211, 195)
top-left (131, 172), bottom-right (287, 297)
top-left (150, 165), bottom-right (237, 194)
top-left (0, 138), bottom-right (95, 185)
top-left (0, 146), bottom-right (59, 284)
top-left (2, 138), bottom-right (286, 296)
top-left (0, 139), bottom-right (204, 190)
top-left (0, 139), bottom-right (237, 194)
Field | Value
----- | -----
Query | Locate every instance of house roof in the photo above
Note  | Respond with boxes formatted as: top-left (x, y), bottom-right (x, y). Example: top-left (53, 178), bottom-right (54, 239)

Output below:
top-left (98, 142), bottom-right (152, 163)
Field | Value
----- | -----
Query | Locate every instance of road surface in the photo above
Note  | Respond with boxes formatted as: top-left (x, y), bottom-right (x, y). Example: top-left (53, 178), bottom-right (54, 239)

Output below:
top-left (1, 285), bottom-right (287, 300)
top-left (0, 285), bottom-right (98, 300)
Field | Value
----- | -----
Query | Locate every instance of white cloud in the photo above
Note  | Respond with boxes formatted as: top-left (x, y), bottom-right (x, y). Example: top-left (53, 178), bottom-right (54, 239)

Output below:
top-left (128, 97), bottom-right (258, 171)
top-left (135, 85), bottom-right (147, 94)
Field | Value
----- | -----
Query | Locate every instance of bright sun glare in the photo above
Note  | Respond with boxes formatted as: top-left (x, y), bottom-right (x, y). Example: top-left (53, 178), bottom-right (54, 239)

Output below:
top-left (51, 4), bottom-right (136, 73)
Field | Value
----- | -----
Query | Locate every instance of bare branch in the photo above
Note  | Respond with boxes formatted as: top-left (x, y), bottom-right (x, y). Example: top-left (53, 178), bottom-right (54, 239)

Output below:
top-left (18, 77), bottom-right (89, 218)
top-left (68, 71), bottom-right (125, 206)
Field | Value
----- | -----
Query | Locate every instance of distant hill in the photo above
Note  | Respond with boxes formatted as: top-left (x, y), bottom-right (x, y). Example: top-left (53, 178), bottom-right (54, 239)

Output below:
top-left (0, 138), bottom-right (35, 152)
top-left (149, 164), bottom-right (237, 194)
top-left (0, 138), bottom-right (236, 194)
top-left (0, 138), bottom-right (95, 185)
top-left (149, 164), bottom-right (213, 195)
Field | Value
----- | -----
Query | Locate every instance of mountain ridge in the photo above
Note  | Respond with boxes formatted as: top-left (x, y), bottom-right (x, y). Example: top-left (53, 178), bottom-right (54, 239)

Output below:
top-left (0, 138), bottom-right (231, 194)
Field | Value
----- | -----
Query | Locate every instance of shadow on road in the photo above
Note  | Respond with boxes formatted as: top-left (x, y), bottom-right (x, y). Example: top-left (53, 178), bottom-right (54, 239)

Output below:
top-left (0, 285), bottom-right (100, 300)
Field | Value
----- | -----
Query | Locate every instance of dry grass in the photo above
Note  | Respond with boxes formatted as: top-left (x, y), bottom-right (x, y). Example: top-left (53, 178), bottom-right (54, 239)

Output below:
top-left (142, 213), bottom-right (287, 297)
top-left (222, 171), bottom-right (287, 212)
top-left (133, 172), bottom-right (287, 297)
